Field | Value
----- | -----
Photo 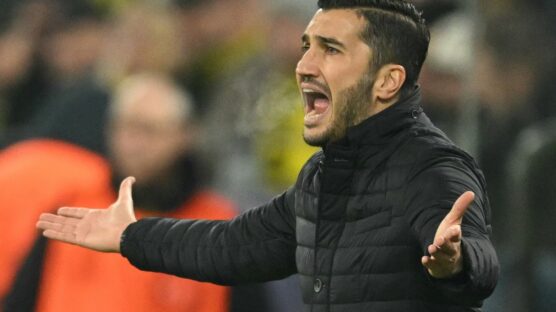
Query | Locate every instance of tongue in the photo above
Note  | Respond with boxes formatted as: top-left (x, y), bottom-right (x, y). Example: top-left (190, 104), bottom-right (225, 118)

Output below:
top-left (314, 98), bottom-right (330, 114)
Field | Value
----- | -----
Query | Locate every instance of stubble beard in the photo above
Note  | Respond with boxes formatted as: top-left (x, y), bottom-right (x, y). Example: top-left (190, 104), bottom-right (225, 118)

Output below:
top-left (303, 73), bottom-right (375, 147)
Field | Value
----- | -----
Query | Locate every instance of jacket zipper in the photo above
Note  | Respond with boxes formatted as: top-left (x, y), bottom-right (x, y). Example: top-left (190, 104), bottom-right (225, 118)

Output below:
top-left (312, 158), bottom-right (325, 312)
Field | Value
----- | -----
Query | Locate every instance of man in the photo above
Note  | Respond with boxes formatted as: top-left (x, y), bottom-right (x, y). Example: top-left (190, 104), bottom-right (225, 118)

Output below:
top-left (37, 1), bottom-right (499, 311)
top-left (2, 74), bottom-right (236, 312)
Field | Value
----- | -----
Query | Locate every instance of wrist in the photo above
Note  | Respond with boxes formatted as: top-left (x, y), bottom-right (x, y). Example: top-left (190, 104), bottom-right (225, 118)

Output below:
top-left (114, 221), bottom-right (134, 253)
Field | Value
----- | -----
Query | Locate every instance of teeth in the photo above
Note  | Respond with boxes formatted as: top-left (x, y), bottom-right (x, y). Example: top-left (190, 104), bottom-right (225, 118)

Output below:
top-left (302, 89), bottom-right (318, 93)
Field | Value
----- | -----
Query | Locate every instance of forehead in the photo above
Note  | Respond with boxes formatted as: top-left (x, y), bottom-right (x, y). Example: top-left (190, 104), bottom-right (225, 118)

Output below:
top-left (304, 9), bottom-right (366, 42)
top-left (113, 84), bottom-right (185, 125)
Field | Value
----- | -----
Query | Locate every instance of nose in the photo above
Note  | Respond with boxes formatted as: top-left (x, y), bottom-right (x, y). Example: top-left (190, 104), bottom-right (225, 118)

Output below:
top-left (296, 49), bottom-right (320, 79)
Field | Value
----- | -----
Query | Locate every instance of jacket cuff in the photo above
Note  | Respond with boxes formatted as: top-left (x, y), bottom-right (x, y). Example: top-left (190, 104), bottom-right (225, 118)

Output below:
top-left (427, 236), bottom-right (498, 306)
top-left (459, 236), bottom-right (499, 297)
top-left (120, 221), bottom-right (147, 269)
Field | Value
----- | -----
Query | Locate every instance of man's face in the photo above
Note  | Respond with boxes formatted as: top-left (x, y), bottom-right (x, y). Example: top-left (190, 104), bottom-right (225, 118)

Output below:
top-left (296, 9), bottom-right (374, 146)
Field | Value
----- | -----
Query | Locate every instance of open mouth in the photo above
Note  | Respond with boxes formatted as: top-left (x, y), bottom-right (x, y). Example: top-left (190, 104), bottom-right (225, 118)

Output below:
top-left (302, 88), bottom-right (331, 115)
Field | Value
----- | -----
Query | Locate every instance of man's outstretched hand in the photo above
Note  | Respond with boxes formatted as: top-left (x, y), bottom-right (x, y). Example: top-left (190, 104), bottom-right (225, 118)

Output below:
top-left (422, 191), bottom-right (475, 279)
top-left (36, 177), bottom-right (137, 253)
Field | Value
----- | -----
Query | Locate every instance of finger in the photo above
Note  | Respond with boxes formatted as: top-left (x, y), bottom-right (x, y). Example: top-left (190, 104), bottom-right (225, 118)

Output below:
top-left (429, 246), bottom-right (457, 259)
top-left (445, 191), bottom-right (475, 225)
top-left (39, 213), bottom-right (80, 225)
top-left (430, 229), bottom-right (461, 257)
top-left (421, 255), bottom-right (430, 267)
top-left (43, 229), bottom-right (77, 244)
top-left (423, 254), bottom-right (456, 278)
top-left (37, 220), bottom-right (56, 231)
top-left (57, 207), bottom-right (89, 219)
top-left (431, 243), bottom-right (458, 257)
top-left (36, 220), bottom-right (76, 234)
top-left (423, 251), bottom-right (455, 268)
top-left (428, 236), bottom-right (445, 255)
top-left (38, 213), bottom-right (58, 222)
top-left (422, 255), bottom-right (436, 269)
top-left (428, 244), bottom-right (440, 256)
top-left (117, 176), bottom-right (135, 206)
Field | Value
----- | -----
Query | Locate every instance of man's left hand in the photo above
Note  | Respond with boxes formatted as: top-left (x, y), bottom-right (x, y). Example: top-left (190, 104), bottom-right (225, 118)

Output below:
top-left (421, 191), bottom-right (475, 279)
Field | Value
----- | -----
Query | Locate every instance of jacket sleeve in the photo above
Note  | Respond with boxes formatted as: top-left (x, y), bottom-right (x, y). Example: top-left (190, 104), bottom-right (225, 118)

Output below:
top-left (120, 187), bottom-right (298, 285)
top-left (403, 147), bottom-right (499, 306)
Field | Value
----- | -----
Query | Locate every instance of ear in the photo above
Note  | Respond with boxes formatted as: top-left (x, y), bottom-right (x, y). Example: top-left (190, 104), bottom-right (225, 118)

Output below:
top-left (373, 64), bottom-right (406, 103)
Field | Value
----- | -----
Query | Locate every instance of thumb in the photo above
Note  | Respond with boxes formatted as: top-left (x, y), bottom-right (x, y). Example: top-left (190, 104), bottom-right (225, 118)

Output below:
top-left (116, 176), bottom-right (136, 209)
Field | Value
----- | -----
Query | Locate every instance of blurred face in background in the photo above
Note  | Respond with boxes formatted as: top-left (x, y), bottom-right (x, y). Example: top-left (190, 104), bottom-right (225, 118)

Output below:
top-left (42, 18), bottom-right (106, 83)
top-left (107, 77), bottom-right (192, 183)
top-left (97, 5), bottom-right (185, 84)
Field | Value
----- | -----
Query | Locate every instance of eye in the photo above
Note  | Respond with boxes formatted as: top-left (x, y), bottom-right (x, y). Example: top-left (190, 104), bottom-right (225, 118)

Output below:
top-left (325, 46), bottom-right (340, 55)
top-left (301, 43), bottom-right (310, 52)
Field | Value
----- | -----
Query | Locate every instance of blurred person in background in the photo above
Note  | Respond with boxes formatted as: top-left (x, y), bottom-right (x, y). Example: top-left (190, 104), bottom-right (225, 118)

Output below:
top-left (417, 2), bottom-right (472, 139)
top-left (1, 2), bottom-right (273, 310)
top-left (96, 3), bottom-right (186, 88)
top-left (0, 1), bottom-right (187, 155)
top-left (472, 7), bottom-right (554, 252)
top-left (1, 73), bottom-right (237, 312)
top-left (173, 0), bottom-right (266, 112)
top-left (0, 0), bottom-right (109, 153)
top-left (518, 137), bottom-right (556, 312)
top-left (472, 3), bottom-right (556, 312)
top-left (0, 0), bottom-right (65, 128)
top-left (497, 3), bottom-right (556, 310)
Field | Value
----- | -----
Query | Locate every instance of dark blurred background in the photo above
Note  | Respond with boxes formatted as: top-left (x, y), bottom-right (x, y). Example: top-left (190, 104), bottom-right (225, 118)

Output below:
top-left (0, 0), bottom-right (555, 311)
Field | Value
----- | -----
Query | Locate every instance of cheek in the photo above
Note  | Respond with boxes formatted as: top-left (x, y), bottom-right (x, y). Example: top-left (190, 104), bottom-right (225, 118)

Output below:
top-left (108, 131), bottom-right (134, 159)
top-left (147, 137), bottom-right (186, 163)
top-left (326, 66), bottom-right (368, 100)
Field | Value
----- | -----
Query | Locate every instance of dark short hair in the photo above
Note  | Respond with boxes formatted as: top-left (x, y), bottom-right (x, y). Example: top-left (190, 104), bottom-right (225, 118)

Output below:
top-left (318, 0), bottom-right (430, 94)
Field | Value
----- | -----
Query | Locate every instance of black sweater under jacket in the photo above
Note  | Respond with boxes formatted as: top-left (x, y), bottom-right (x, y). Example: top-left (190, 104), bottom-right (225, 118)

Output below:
top-left (121, 88), bottom-right (499, 312)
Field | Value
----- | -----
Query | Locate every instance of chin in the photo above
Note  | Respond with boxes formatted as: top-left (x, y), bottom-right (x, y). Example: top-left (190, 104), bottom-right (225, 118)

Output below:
top-left (303, 128), bottom-right (330, 147)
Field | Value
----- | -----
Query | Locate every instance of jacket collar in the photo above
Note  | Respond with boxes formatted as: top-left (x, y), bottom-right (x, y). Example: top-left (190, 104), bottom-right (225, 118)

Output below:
top-left (325, 86), bottom-right (423, 153)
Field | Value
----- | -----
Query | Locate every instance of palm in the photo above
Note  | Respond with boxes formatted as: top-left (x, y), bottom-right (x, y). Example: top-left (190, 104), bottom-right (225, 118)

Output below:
top-left (74, 209), bottom-right (122, 251)
top-left (37, 177), bottom-right (137, 253)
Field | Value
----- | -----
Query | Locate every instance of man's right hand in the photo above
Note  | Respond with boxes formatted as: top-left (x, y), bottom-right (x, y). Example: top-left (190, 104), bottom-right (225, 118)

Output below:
top-left (36, 177), bottom-right (137, 253)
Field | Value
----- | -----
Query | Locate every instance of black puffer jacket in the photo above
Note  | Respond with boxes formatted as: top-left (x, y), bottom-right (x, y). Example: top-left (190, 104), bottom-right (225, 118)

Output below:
top-left (121, 89), bottom-right (498, 312)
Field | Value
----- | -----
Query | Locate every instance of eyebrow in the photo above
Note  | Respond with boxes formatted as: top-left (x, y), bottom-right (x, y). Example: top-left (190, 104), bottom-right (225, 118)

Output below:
top-left (301, 34), bottom-right (346, 49)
